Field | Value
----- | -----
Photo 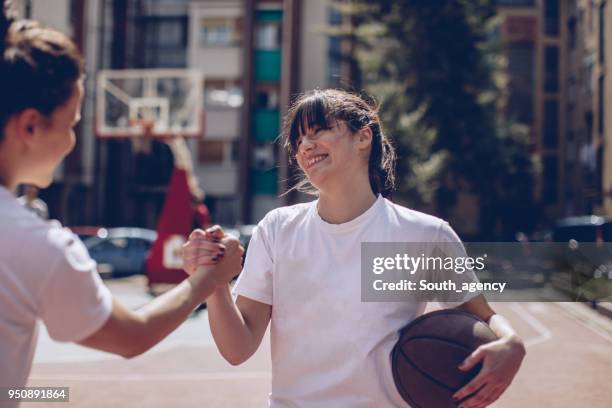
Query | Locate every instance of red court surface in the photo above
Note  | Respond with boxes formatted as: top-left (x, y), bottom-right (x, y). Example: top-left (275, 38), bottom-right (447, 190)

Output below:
top-left (24, 277), bottom-right (612, 407)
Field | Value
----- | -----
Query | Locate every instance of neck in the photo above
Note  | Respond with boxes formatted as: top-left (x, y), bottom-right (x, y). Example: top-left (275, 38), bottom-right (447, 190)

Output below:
top-left (0, 150), bottom-right (17, 193)
top-left (317, 176), bottom-right (377, 224)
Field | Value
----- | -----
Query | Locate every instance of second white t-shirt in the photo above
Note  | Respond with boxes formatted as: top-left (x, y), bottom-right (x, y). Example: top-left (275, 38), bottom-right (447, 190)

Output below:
top-left (0, 186), bottom-right (113, 398)
top-left (234, 195), bottom-right (481, 408)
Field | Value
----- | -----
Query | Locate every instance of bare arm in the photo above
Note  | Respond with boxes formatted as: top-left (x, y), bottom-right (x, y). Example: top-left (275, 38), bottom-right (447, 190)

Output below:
top-left (453, 295), bottom-right (526, 407)
top-left (78, 269), bottom-right (217, 358)
top-left (206, 287), bottom-right (271, 365)
top-left (181, 226), bottom-right (269, 365)
top-left (458, 294), bottom-right (522, 341)
top-left (78, 236), bottom-right (242, 359)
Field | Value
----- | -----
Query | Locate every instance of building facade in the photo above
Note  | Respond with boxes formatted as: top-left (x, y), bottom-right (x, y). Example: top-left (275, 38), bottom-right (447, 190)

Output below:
top-left (20, 0), bottom-right (606, 228)
top-left (498, 0), bottom-right (611, 220)
top-left (497, 0), bottom-right (568, 221)
top-left (564, 0), bottom-right (610, 216)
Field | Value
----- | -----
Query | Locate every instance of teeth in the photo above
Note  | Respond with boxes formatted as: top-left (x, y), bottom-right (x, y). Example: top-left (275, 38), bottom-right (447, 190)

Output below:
top-left (307, 155), bottom-right (326, 168)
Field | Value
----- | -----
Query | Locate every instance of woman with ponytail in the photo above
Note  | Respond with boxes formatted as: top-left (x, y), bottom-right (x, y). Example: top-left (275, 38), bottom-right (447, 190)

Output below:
top-left (182, 89), bottom-right (525, 407)
top-left (0, 2), bottom-right (242, 400)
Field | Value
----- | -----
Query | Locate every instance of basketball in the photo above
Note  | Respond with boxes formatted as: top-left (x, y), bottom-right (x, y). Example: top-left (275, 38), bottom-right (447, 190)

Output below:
top-left (391, 309), bottom-right (498, 408)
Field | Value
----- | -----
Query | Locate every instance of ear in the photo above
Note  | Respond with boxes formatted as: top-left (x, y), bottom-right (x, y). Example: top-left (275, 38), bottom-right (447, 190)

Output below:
top-left (13, 109), bottom-right (45, 146)
top-left (356, 126), bottom-right (373, 151)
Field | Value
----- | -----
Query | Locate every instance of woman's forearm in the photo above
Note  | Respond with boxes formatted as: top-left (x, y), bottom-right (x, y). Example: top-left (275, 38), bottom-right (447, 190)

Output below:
top-left (488, 313), bottom-right (524, 347)
top-left (206, 286), bottom-right (260, 365)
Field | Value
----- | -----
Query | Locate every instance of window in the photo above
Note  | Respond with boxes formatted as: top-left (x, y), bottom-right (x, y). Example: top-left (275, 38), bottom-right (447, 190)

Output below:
top-left (543, 100), bottom-right (559, 149)
top-left (327, 5), bottom-right (343, 85)
top-left (544, 46), bottom-right (559, 93)
top-left (141, 16), bottom-right (188, 68)
top-left (544, 0), bottom-right (560, 36)
top-left (566, 132), bottom-right (577, 163)
top-left (596, 146), bottom-right (603, 205)
top-left (328, 36), bottom-right (342, 85)
top-left (200, 18), bottom-right (241, 47)
top-left (598, 75), bottom-right (605, 135)
top-left (255, 85), bottom-right (279, 109)
top-left (507, 44), bottom-right (534, 123)
top-left (600, 2), bottom-right (606, 64)
top-left (255, 22), bottom-right (281, 50)
top-left (496, 0), bottom-right (535, 6)
top-left (328, 5), bottom-right (343, 24)
top-left (568, 16), bottom-right (577, 50)
top-left (198, 140), bottom-right (226, 164)
top-left (589, 0), bottom-right (596, 32)
top-left (205, 79), bottom-right (243, 108)
top-left (584, 60), bottom-right (594, 97)
top-left (542, 156), bottom-right (558, 204)
top-left (567, 77), bottom-right (576, 109)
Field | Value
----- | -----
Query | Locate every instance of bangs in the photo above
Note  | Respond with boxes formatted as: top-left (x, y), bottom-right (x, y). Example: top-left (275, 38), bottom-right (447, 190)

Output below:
top-left (288, 93), bottom-right (333, 153)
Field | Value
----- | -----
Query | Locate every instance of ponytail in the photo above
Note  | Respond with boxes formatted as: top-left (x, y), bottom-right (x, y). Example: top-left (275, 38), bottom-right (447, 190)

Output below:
top-left (0, 0), bottom-right (14, 56)
top-left (367, 122), bottom-right (396, 198)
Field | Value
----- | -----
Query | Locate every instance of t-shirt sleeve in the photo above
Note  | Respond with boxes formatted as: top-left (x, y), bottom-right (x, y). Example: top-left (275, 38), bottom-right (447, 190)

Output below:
top-left (430, 221), bottom-right (482, 308)
top-left (37, 231), bottom-right (113, 342)
top-left (232, 214), bottom-right (275, 305)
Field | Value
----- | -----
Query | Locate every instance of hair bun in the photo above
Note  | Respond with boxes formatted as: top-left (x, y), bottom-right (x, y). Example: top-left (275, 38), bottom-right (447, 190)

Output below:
top-left (1, 0), bottom-right (15, 53)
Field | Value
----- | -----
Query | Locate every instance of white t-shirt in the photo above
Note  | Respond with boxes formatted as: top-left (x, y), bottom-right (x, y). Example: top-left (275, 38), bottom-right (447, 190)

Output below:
top-left (0, 186), bottom-right (113, 396)
top-left (234, 195), bottom-right (481, 408)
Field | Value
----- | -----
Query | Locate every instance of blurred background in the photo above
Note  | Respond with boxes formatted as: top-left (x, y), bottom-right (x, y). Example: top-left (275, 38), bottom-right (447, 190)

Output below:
top-left (9, 0), bottom-right (612, 240)
top-left (9, 0), bottom-right (611, 241)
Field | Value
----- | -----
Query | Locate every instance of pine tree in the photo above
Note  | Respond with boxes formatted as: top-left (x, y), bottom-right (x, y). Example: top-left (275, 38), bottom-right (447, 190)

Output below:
top-left (334, 0), bottom-right (537, 239)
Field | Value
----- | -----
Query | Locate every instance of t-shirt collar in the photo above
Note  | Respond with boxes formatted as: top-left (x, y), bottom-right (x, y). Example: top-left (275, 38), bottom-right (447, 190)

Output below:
top-left (312, 194), bottom-right (384, 234)
top-left (0, 184), bottom-right (15, 201)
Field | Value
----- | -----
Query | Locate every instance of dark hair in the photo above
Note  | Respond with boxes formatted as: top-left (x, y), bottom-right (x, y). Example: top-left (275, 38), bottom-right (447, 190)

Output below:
top-left (282, 88), bottom-right (396, 197)
top-left (0, 1), bottom-right (84, 141)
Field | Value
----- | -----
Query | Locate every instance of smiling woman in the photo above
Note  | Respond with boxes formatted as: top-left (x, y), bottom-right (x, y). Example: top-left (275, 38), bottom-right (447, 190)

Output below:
top-left (183, 87), bottom-right (526, 408)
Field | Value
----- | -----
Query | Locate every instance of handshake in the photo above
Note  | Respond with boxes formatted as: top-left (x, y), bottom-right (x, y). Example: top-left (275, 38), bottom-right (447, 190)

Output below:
top-left (181, 225), bottom-right (245, 289)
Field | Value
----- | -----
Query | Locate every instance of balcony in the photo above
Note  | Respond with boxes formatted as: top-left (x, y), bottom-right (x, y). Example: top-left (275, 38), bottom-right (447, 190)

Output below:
top-left (253, 109), bottom-right (280, 142)
top-left (205, 108), bottom-right (241, 140)
top-left (254, 50), bottom-right (281, 82)
top-left (189, 46), bottom-right (242, 78)
top-left (252, 168), bottom-right (278, 195)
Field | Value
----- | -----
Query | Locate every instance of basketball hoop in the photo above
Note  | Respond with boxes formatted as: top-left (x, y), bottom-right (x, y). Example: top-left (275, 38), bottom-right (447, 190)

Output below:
top-left (129, 118), bottom-right (157, 138)
top-left (96, 69), bottom-right (204, 139)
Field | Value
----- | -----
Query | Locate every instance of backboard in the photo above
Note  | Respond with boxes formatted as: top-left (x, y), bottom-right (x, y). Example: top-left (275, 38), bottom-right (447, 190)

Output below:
top-left (96, 69), bottom-right (204, 138)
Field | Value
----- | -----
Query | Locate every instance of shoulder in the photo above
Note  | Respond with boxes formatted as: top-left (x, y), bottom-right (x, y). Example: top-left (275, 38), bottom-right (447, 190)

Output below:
top-left (383, 199), bottom-right (443, 225)
top-left (258, 201), bottom-right (314, 229)
top-left (380, 198), bottom-right (463, 244)
top-left (251, 201), bottom-right (315, 246)
top-left (16, 213), bottom-right (93, 271)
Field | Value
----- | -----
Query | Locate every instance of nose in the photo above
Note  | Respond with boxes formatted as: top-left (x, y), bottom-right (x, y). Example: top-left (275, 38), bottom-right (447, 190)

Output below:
top-left (299, 135), bottom-right (316, 154)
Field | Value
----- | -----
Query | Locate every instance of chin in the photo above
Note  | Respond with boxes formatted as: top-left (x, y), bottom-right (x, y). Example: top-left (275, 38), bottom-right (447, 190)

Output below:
top-left (29, 175), bottom-right (53, 189)
top-left (307, 174), bottom-right (329, 192)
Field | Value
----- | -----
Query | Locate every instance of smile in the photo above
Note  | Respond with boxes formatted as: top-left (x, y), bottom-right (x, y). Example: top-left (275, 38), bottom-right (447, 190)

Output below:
top-left (305, 155), bottom-right (328, 169)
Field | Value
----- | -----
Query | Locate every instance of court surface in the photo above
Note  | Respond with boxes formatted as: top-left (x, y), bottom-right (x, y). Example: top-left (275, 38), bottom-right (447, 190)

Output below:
top-left (26, 276), bottom-right (612, 407)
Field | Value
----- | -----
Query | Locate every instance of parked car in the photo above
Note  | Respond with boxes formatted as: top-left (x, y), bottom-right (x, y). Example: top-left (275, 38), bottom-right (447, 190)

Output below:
top-left (220, 224), bottom-right (256, 265)
top-left (551, 216), bottom-right (612, 295)
top-left (84, 227), bottom-right (157, 278)
top-left (552, 215), bottom-right (608, 243)
top-left (68, 226), bottom-right (108, 241)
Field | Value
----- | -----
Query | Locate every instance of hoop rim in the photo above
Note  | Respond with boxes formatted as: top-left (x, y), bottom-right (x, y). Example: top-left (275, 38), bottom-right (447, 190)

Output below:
top-left (94, 111), bottom-right (206, 140)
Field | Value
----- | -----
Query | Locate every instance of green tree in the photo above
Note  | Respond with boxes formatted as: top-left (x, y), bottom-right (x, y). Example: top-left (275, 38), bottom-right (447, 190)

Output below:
top-left (334, 0), bottom-right (537, 239)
